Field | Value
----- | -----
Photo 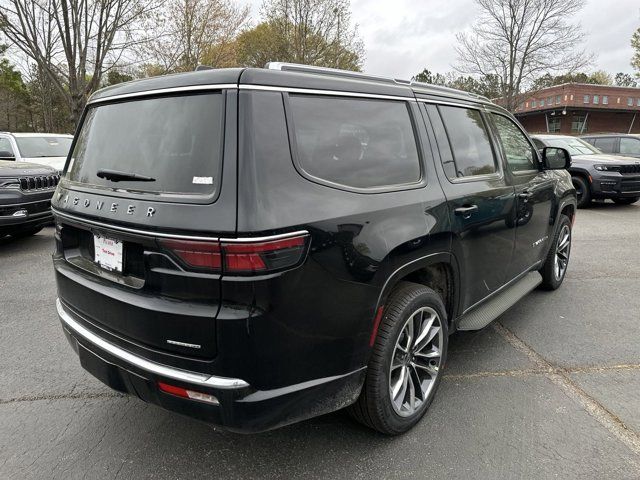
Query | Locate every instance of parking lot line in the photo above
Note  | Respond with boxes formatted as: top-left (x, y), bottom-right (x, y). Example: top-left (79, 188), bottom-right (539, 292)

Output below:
top-left (493, 322), bottom-right (640, 460)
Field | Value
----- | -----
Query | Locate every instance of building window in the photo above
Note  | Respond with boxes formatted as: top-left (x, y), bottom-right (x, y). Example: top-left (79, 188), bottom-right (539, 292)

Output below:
top-left (547, 97), bottom-right (553, 105)
top-left (548, 116), bottom-right (561, 133)
top-left (637, 98), bottom-right (640, 107)
top-left (570, 94), bottom-right (574, 100)
top-left (531, 100), bottom-right (536, 108)
top-left (617, 97), bottom-right (621, 104)
top-left (556, 95), bottom-right (561, 104)
top-left (571, 115), bottom-right (587, 133)
top-left (628, 98), bottom-right (634, 106)
top-left (602, 96), bottom-right (608, 105)
top-left (593, 95), bottom-right (599, 105)
top-left (583, 95), bottom-right (590, 104)
top-left (540, 99), bottom-right (545, 107)
top-left (525, 102), bottom-right (529, 108)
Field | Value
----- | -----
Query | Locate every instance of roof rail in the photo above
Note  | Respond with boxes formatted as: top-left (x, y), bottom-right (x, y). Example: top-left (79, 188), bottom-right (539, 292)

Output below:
top-left (194, 65), bottom-right (214, 71)
top-left (410, 80), bottom-right (491, 103)
top-left (265, 62), bottom-right (411, 86)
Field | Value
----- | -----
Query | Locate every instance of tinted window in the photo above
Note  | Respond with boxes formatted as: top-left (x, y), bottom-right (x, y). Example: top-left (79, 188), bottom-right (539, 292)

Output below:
top-left (491, 114), bottom-right (537, 172)
top-left (15, 136), bottom-right (72, 158)
top-left (620, 137), bottom-right (640, 155)
top-left (0, 138), bottom-right (14, 156)
top-left (593, 137), bottom-right (616, 153)
top-left (68, 93), bottom-right (224, 197)
top-left (439, 106), bottom-right (497, 178)
top-left (287, 95), bottom-right (421, 189)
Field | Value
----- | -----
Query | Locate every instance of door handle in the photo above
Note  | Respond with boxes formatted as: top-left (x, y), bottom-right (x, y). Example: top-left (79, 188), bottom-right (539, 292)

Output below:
top-left (454, 205), bottom-right (478, 218)
top-left (518, 192), bottom-right (531, 199)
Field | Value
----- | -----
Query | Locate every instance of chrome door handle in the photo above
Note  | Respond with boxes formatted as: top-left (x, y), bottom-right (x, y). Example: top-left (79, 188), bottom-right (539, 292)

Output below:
top-left (454, 205), bottom-right (478, 217)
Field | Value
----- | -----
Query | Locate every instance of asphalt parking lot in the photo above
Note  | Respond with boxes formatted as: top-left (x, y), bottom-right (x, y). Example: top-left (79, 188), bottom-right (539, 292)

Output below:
top-left (1, 202), bottom-right (639, 479)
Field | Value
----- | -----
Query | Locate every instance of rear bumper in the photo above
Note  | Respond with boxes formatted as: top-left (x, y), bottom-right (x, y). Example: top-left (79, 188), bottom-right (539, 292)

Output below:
top-left (57, 298), bottom-right (365, 432)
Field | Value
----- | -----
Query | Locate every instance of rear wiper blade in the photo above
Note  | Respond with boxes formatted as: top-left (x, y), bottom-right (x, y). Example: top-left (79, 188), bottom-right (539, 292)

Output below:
top-left (96, 168), bottom-right (156, 182)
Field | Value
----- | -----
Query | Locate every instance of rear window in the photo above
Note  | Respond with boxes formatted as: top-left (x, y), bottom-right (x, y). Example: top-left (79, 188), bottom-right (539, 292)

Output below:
top-left (287, 95), bottom-right (421, 190)
top-left (16, 136), bottom-right (72, 158)
top-left (68, 93), bottom-right (224, 197)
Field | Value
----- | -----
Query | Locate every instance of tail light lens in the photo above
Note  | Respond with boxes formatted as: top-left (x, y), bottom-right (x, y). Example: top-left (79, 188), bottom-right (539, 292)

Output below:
top-left (158, 382), bottom-right (219, 405)
top-left (159, 233), bottom-right (309, 275)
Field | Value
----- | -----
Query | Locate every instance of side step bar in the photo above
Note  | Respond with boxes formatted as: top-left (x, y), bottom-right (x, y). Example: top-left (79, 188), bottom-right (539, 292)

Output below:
top-left (457, 271), bottom-right (542, 331)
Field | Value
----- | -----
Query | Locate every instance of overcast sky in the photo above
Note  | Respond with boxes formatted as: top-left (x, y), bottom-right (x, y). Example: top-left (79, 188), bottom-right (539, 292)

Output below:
top-left (238, 0), bottom-right (640, 80)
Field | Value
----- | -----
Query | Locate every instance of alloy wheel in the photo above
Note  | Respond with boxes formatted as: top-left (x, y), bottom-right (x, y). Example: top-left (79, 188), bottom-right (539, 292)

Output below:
top-left (388, 307), bottom-right (443, 417)
top-left (554, 224), bottom-right (571, 280)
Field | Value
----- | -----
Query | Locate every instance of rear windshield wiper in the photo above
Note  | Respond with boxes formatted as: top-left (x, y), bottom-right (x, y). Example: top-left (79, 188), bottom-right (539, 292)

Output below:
top-left (96, 168), bottom-right (156, 182)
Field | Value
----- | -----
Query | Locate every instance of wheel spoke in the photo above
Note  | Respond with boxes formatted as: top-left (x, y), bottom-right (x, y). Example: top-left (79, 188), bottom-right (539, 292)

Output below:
top-left (414, 313), bottom-right (436, 350)
top-left (414, 345), bottom-right (440, 359)
top-left (408, 372), bottom-right (416, 412)
top-left (412, 358), bottom-right (439, 378)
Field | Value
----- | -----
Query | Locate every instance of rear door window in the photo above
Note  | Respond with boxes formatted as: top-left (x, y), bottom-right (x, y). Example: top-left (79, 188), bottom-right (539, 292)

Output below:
top-left (0, 137), bottom-right (14, 157)
top-left (620, 137), bottom-right (640, 155)
top-left (438, 106), bottom-right (497, 179)
top-left (287, 95), bottom-right (422, 190)
top-left (68, 93), bottom-right (225, 199)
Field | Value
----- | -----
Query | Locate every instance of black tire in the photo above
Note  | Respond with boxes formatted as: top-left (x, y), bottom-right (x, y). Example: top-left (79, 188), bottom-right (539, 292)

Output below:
top-left (540, 214), bottom-right (572, 290)
top-left (349, 282), bottom-right (448, 435)
top-left (572, 175), bottom-right (591, 208)
top-left (612, 197), bottom-right (639, 205)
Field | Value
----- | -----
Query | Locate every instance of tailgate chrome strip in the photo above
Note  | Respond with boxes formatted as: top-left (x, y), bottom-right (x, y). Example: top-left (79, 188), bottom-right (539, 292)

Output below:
top-left (56, 298), bottom-right (249, 389)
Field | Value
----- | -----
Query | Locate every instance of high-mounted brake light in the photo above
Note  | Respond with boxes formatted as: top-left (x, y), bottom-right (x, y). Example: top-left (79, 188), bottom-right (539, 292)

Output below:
top-left (159, 233), bottom-right (309, 275)
top-left (158, 382), bottom-right (219, 405)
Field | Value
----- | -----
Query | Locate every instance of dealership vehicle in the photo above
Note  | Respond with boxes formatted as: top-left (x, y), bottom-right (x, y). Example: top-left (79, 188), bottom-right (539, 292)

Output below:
top-left (532, 134), bottom-right (640, 207)
top-left (52, 64), bottom-right (576, 435)
top-left (0, 160), bottom-right (60, 237)
top-left (0, 132), bottom-right (73, 172)
top-left (581, 133), bottom-right (640, 159)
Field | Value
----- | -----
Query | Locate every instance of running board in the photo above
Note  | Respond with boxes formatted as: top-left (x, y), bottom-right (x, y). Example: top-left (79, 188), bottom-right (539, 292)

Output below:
top-left (457, 271), bottom-right (543, 331)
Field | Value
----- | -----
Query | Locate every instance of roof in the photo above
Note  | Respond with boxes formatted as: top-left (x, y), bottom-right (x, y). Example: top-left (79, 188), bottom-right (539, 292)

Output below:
top-left (88, 63), bottom-right (497, 109)
top-left (580, 133), bottom-right (640, 138)
top-left (3, 132), bottom-right (73, 138)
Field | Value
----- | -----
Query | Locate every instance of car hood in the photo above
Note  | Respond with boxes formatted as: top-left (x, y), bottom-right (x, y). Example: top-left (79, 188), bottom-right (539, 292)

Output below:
top-left (21, 156), bottom-right (67, 171)
top-left (571, 153), bottom-right (640, 165)
top-left (0, 160), bottom-right (58, 177)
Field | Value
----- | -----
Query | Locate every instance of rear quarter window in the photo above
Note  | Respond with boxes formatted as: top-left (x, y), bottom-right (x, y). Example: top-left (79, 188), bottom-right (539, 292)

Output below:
top-left (286, 94), bottom-right (422, 190)
top-left (68, 93), bottom-right (225, 200)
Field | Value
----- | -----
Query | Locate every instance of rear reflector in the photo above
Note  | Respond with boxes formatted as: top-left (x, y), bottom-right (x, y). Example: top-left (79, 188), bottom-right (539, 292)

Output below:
top-left (158, 382), bottom-right (219, 405)
top-left (159, 233), bottom-right (309, 275)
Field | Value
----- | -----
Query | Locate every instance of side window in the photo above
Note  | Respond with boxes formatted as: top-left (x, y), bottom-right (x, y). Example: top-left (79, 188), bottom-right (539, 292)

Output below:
top-left (620, 137), bottom-right (640, 155)
top-left (593, 137), bottom-right (616, 153)
top-left (0, 137), bottom-right (15, 157)
top-left (287, 95), bottom-right (421, 190)
top-left (438, 106), bottom-right (497, 178)
top-left (490, 114), bottom-right (537, 172)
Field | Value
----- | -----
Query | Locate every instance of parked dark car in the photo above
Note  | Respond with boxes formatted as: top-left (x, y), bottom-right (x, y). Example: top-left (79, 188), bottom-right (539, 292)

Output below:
top-left (52, 64), bottom-right (576, 435)
top-left (0, 160), bottom-right (60, 238)
top-left (532, 134), bottom-right (640, 207)
top-left (581, 133), bottom-right (640, 159)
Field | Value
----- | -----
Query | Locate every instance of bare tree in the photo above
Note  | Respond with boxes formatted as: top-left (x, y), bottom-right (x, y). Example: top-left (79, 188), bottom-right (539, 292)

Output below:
top-left (455, 0), bottom-right (591, 111)
top-left (0, 0), bottom-right (159, 125)
top-left (146, 0), bottom-right (249, 74)
top-left (259, 0), bottom-right (364, 71)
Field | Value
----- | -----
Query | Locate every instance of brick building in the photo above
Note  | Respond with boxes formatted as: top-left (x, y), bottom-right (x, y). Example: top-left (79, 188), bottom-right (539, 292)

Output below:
top-left (508, 84), bottom-right (640, 135)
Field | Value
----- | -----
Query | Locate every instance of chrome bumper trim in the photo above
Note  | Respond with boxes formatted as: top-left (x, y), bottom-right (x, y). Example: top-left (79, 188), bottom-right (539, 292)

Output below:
top-left (56, 298), bottom-right (249, 389)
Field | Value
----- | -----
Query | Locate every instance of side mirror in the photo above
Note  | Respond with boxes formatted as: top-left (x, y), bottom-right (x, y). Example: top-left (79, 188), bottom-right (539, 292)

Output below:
top-left (0, 150), bottom-right (15, 160)
top-left (541, 147), bottom-right (571, 170)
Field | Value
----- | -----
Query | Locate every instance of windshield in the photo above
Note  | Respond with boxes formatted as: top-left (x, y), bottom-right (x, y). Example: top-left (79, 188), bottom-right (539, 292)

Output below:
top-left (539, 137), bottom-right (601, 156)
top-left (16, 136), bottom-right (72, 158)
top-left (67, 93), bottom-right (224, 197)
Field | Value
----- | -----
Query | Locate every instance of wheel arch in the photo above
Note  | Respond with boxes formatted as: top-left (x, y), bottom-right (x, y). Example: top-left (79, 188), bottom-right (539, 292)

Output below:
top-left (373, 252), bottom-right (461, 333)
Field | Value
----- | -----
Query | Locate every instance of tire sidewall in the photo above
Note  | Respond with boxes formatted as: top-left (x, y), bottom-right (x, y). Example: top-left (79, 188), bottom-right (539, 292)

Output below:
top-left (572, 176), bottom-right (591, 208)
top-left (372, 287), bottom-right (449, 434)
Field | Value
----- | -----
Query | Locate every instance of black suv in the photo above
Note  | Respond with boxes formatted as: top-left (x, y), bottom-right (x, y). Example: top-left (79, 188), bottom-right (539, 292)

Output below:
top-left (52, 64), bottom-right (576, 435)
top-left (533, 135), bottom-right (640, 207)
top-left (0, 160), bottom-right (59, 238)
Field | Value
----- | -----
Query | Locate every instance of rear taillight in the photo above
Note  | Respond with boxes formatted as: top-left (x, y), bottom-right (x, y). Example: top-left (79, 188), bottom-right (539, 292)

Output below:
top-left (159, 233), bottom-right (309, 275)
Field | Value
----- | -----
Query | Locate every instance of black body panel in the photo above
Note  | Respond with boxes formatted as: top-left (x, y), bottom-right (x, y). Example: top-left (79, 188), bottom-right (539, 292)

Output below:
top-left (52, 67), bottom-right (576, 432)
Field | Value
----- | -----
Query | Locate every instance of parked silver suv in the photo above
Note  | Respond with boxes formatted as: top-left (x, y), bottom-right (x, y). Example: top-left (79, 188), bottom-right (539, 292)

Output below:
top-left (0, 132), bottom-right (73, 172)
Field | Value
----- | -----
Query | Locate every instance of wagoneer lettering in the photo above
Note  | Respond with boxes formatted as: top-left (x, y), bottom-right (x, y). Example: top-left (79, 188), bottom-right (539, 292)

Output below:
top-left (52, 63), bottom-right (577, 434)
